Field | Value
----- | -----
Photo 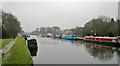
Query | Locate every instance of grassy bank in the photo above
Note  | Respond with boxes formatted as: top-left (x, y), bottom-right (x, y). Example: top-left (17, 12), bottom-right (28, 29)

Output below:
top-left (2, 36), bottom-right (33, 65)
top-left (0, 39), bottom-right (1, 50)
top-left (0, 39), bottom-right (13, 50)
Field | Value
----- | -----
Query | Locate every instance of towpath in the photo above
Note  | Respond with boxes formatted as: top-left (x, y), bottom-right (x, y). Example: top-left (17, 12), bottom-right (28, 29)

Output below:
top-left (0, 36), bottom-right (19, 55)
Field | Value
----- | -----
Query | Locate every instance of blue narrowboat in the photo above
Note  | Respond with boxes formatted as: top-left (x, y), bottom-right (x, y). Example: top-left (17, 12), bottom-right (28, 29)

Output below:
top-left (59, 35), bottom-right (77, 40)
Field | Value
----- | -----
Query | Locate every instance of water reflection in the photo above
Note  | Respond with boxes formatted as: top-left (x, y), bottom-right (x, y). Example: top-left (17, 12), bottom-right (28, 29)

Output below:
top-left (118, 51), bottom-right (120, 57)
top-left (40, 38), bottom-right (60, 45)
top-left (60, 39), bottom-right (77, 43)
top-left (83, 42), bottom-right (119, 61)
top-left (85, 46), bottom-right (114, 61)
top-left (117, 51), bottom-right (120, 65)
top-left (60, 39), bottom-right (120, 61)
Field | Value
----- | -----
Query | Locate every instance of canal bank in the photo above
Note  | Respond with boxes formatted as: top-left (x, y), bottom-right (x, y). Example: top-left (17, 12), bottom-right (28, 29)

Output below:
top-left (2, 36), bottom-right (33, 65)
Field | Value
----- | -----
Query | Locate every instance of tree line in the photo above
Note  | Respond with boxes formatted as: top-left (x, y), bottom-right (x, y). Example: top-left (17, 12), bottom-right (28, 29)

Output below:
top-left (71, 16), bottom-right (120, 37)
top-left (32, 16), bottom-right (120, 37)
top-left (0, 11), bottom-right (21, 38)
top-left (31, 26), bottom-right (62, 36)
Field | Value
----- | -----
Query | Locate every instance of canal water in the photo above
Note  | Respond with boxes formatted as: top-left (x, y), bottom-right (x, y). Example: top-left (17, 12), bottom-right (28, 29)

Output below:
top-left (30, 35), bottom-right (120, 64)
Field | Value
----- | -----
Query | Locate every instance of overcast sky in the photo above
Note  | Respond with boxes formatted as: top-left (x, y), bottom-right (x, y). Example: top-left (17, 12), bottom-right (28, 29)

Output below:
top-left (2, 1), bottom-right (118, 32)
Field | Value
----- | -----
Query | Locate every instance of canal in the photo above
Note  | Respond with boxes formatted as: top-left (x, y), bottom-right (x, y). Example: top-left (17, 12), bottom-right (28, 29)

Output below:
top-left (30, 35), bottom-right (120, 64)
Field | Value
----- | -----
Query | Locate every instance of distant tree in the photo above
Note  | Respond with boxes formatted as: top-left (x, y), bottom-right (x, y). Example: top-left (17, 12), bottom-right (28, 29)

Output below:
top-left (52, 26), bottom-right (62, 35)
top-left (2, 11), bottom-right (21, 38)
top-left (117, 19), bottom-right (120, 36)
top-left (40, 27), bottom-right (46, 36)
top-left (0, 11), bottom-right (2, 38)
top-left (70, 27), bottom-right (84, 36)
top-left (31, 28), bottom-right (40, 35)
top-left (38, 26), bottom-right (62, 36)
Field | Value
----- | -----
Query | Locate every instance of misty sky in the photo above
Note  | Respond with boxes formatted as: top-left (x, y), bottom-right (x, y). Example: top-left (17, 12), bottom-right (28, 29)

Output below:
top-left (2, 2), bottom-right (118, 32)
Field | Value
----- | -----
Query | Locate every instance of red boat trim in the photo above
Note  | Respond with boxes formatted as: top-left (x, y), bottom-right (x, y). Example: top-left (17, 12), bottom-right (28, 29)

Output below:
top-left (84, 36), bottom-right (118, 43)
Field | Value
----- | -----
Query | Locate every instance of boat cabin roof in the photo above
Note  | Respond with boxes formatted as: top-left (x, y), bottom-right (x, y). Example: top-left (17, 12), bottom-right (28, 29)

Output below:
top-left (27, 37), bottom-right (36, 41)
top-left (85, 36), bottom-right (118, 39)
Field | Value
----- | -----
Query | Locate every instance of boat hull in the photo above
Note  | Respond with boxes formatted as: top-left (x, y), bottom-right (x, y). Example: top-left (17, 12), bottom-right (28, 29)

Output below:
top-left (84, 39), bottom-right (119, 44)
top-left (84, 40), bottom-right (120, 48)
top-left (84, 36), bottom-right (120, 46)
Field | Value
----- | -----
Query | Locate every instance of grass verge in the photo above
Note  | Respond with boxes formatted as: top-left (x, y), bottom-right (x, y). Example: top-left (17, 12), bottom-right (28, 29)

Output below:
top-left (2, 36), bottom-right (33, 65)
top-left (0, 39), bottom-right (13, 50)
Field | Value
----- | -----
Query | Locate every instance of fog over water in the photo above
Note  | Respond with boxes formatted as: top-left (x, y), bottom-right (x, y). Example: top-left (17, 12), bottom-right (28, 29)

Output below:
top-left (2, 2), bottom-right (118, 32)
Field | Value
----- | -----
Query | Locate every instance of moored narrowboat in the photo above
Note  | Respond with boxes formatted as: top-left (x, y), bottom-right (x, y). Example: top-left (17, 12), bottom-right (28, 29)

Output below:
top-left (84, 36), bottom-right (120, 45)
top-left (27, 37), bottom-right (38, 49)
top-left (59, 35), bottom-right (77, 40)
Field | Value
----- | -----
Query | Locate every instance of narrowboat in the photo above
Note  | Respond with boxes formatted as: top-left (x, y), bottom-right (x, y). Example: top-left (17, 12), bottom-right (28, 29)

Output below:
top-left (27, 37), bottom-right (38, 49)
top-left (59, 35), bottom-right (77, 40)
top-left (84, 36), bottom-right (120, 45)
top-left (26, 36), bottom-right (38, 56)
